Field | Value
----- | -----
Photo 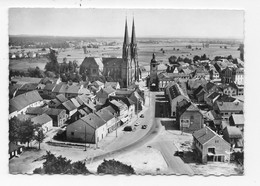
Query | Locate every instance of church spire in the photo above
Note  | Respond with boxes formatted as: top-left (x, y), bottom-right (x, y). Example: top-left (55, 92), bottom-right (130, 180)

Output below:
top-left (123, 18), bottom-right (129, 45)
top-left (131, 18), bottom-right (136, 44)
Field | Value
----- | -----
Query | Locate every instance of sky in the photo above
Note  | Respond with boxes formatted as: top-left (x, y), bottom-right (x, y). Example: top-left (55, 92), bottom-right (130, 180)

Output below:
top-left (9, 8), bottom-right (244, 39)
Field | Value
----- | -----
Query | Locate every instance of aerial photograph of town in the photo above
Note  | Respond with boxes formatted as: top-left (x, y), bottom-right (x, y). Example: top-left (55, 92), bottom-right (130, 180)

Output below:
top-left (8, 8), bottom-right (245, 175)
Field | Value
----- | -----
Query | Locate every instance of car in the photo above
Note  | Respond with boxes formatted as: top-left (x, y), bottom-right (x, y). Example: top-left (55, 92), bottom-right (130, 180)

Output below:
top-left (140, 114), bottom-right (144, 118)
top-left (123, 126), bottom-right (133, 131)
top-left (134, 122), bottom-right (140, 127)
top-left (141, 125), bottom-right (147, 129)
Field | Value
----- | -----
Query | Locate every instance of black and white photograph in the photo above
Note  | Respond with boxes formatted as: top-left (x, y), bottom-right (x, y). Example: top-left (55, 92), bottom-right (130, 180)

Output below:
top-left (7, 7), bottom-right (247, 176)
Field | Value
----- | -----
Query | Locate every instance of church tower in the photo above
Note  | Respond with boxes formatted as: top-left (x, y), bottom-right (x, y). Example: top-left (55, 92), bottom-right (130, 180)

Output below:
top-left (150, 53), bottom-right (159, 90)
top-left (122, 19), bottom-right (131, 87)
top-left (130, 18), bottom-right (139, 81)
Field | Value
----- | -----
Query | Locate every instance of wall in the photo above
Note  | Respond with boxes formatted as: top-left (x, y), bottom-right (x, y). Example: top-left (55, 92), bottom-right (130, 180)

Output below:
top-left (180, 111), bottom-right (203, 132)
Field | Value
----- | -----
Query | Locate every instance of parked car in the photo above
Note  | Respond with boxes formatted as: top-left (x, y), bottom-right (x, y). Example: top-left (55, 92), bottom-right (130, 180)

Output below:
top-left (123, 126), bottom-right (133, 131)
top-left (141, 125), bottom-right (147, 129)
top-left (174, 150), bottom-right (184, 157)
top-left (134, 122), bottom-right (140, 127)
top-left (140, 114), bottom-right (144, 118)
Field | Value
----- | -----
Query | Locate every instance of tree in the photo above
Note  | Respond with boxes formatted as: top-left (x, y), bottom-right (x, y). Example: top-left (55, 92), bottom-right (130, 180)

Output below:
top-left (97, 159), bottom-right (135, 174)
top-left (193, 55), bottom-right (200, 62)
top-left (168, 55), bottom-right (177, 64)
top-left (19, 119), bottom-right (36, 147)
top-left (34, 128), bottom-right (46, 150)
top-left (9, 116), bottom-right (20, 144)
top-left (33, 151), bottom-right (90, 174)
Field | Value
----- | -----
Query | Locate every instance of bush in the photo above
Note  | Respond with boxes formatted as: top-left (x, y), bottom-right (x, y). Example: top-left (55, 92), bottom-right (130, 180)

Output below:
top-left (97, 159), bottom-right (135, 174)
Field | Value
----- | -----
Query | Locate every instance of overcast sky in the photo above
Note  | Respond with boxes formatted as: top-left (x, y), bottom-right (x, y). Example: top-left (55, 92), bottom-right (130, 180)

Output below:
top-left (9, 8), bottom-right (244, 39)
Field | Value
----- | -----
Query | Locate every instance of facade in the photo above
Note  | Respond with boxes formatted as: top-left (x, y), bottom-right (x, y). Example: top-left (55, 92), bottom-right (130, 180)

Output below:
top-left (213, 101), bottom-right (244, 121)
top-left (9, 143), bottom-right (23, 160)
top-left (229, 114), bottom-right (244, 131)
top-left (222, 126), bottom-right (243, 149)
top-left (222, 84), bottom-right (238, 97)
top-left (232, 68), bottom-right (244, 85)
top-left (176, 100), bottom-right (204, 133)
top-left (193, 127), bottom-right (231, 164)
top-left (45, 108), bottom-right (67, 127)
top-left (9, 90), bottom-right (44, 119)
top-left (31, 113), bottom-right (53, 133)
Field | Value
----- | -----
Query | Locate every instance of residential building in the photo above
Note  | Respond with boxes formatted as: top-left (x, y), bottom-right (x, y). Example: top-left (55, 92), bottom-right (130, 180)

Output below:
top-left (213, 101), bottom-right (243, 121)
top-left (229, 114), bottom-right (244, 131)
top-left (9, 91), bottom-right (43, 119)
top-left (44, 108), bottom-right (67, 127)
top-left (95, 107), bottom-right (118, 133)
top-left (176, 99), bottom-right (204, 133)
top-left (193, 127), bottom-right (231, 163)
top-left (9, 143), bottom-right (23, 160)
top-left (222, 126), bottom-right (243, 149)
top-left (31, 113), bottom-right (53, 133)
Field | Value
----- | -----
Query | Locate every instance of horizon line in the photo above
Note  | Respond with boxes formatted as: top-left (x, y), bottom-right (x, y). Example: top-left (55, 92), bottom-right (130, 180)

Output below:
top-left (9, 34), bottom-right (244, 40)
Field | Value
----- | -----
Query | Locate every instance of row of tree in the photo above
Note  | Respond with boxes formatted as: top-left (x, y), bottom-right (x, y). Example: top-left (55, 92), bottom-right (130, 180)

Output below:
top-left (9, 117), bottom-right (45, 150)
top-left (33, 151), bottom-right (135, 175)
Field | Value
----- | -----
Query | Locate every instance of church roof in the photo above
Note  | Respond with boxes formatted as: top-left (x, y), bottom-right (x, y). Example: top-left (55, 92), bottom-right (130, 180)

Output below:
top-left (123, 19), bottom-right (129, 45)
top-left (131, 18), bottom-right (136, 44)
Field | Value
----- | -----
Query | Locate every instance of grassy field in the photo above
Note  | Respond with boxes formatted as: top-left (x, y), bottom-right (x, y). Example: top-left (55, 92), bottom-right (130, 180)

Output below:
top-left (9, 41), bottom-right (240, 71)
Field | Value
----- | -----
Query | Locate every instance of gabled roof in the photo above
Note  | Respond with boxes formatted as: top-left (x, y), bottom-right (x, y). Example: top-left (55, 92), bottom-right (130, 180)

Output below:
top-left (103, 86), bottom-right (116, 95)
top-left (31, 114), bottom-right (52, 125)
top-left (193, 127), bottom-right (219, 145)
top-left (56, 94), bottom-right (68, 103)
top-left (70, 98), bottom-right (81, 108)
top-left (43, 83), bottom-right (56, 91)
top-left (105, 105), bottom-right (117, 115)
top-left (11, 77), bottom-right (42, 84)
top-left (9, 91), bottom-right (43, 113)
top-left (231, 114), bottom-right (244, 125)
top-left (45, 108), bottom-right (65, 116)
top-left (19, 83), bottom-right (38, 91)
top-left (109, 96), bottom-right (135, 107)
top-left (216, 101), bottom-right (243, 112)
top-left (81, 113), bottom-right (106, 128)
top-left (82, 107), bottom-right (92, 114)
top-left (102, 58), bottom-right (124, 66)
top-left (95, 108), bottom-right (114, 122)
top-left (115, 90), bottom-right (134, 97)
top-left (49, 98), bottom-right (61, 107)
top-left (62, 100), bottom-right (77, 111)
top-left (216, 94), bottom-right (236, 102)
top-left (104, 82), bottom-right (119, 89)
top-left (26, 106), bottom-right (48, 115)
top-left (223, 126), bottom-right (242, 139)
top-left (78, 109), bottom-right (87, 116)
top-left (207, 92), bottom-right (220, 100)
top-left (177, 100), bottom-right (200, 116)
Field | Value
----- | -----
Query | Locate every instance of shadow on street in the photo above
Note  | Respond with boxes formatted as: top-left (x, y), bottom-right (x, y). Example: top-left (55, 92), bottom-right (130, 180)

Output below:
top-left (161, 120), bottom-right (178, 130)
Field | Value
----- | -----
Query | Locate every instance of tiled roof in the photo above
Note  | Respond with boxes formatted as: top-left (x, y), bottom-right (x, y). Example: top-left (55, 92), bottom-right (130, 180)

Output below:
top-left (45, 108), bottom-right (65, 116)
top-left (193, 127), bottom-right (217, 145)
top-left (62, 100), bottom-right (77, 111)
top-left (208, 92), bottom-right (220, 100)
top-left (231, 114), bottom-right (244, 125)
top-left (81, 113), bottom-right (106, 128)
top-left (216, 101), bottom-right (243, 111)
top-left (102, 57), bottom-right (123, 66)
top-left (223, 126), bottom-right (242, 139)
top-left (43, 83), bottom-right (56, 91)
top-left (9, 91), bottom-right (43, 113)
top-left (26, 106), bottom-right (48, 115)
top-left (103, 86), bottom-right (116, 95)
top-left (105, 105), bottom-right (117, 115)
top-left (95, 108), bottom-right (114, 122)
top-left (31, 113), bottom-right (52, 125)
top-left (70, 98), bottom-right (81, 108)
top-left (11, 77), bottom-right (42, 84)
top-left (56, 94), bottom-right (68, 103)
top-left (19, 83), bottom-right (38, 91)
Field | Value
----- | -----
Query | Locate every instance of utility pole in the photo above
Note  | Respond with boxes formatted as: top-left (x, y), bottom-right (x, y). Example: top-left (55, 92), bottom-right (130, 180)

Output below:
top-left (84, 124), bottom-right (87, 151)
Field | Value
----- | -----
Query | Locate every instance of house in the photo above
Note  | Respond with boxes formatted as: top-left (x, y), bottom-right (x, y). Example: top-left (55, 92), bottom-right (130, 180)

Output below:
top-left (26, 106), bottom-right (48, 116)
top-left (236, 84), bottom-right (244, 96)
top-left (176, 99), bottom-right (204, 133)
top-left (205, 92), bottom-right (220, 107)
top-left (232, 68), bottom-right (244, 85)
top-left (109, 96), bottom-right (135, 120)
top-left (95, 86), bottom-right (116, 104)
top-left (9, 142), bottom-right (23, 160)
top-left (193, 127), bottom-right (231, 163)
top-left (31, 113), bottom-right (53, 133)
top-left (221, 67), bottom-right (234, 84)
top-left (9, 84), bottom-right (23, 98)
top-left (66, 113), bottom-right (107, 144)
top-left (229, 114), bottom-right (244, 131)
top-left (129, 91), bottom-right (144, 113)
top-left (77, 94), bottom-right (97, 113)
top-left (108, 100), bottom-right (129, 124)
top-left (209, 68), bottom-right (219, 80)
top-left (42, 83), bottom-right (56, 99)
top-left (44, 108), bottom-right (67, 127)
top-left (15, 83), bottom-right (39, 96)
top-left (165, 82), bottom-right (190, 117)
top-left (11, 77), bottom-right (42, 85)
top-left (221, 83), bottom-right (238, 97)
top-left (222, 126), bottom-right (243, 149)
top-left (90, 80), bottom-right (104, 91)
top-left (213, 101), bottom-right (243, 121)
top-left (58, 100), bottom-right (77, 120)
top-left (95, 107), bottom-right (118, 133)
top-left (203, 110), bottom-right (222, 132)
top-left (104, 82), bottom-right (120, 90)
top-left (9, 91), bottom-right (43, 119)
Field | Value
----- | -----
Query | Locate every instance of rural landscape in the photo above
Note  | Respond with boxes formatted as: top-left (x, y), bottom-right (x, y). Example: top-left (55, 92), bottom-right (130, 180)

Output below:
top-left (9, 9), bottom-right (244, 175)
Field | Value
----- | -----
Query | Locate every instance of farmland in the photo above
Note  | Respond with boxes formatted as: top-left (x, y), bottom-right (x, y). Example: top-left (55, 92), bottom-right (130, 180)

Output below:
top-left (9, 37), bottom-right (242, 72)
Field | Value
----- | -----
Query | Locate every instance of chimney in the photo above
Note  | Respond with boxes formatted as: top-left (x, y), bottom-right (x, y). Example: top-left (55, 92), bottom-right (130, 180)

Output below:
top-left (235, 101), bottom-right (239, 105)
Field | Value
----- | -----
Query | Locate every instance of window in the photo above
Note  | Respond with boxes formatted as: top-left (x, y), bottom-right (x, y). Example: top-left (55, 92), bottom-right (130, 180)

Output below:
top-left (92, 69), bottom-right (97, 74)
top-left (71, 132), bottom-right (74, 136)
top-left (208, 148), bottom-right (215, 154)
top-left (190, 116), bottom-right (194, 120)
top-left (215, 140), bottom-right (219, 143)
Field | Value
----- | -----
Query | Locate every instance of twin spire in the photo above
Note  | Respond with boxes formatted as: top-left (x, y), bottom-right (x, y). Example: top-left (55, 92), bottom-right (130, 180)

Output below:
top-left (123, 18), bottom-right (136, 46)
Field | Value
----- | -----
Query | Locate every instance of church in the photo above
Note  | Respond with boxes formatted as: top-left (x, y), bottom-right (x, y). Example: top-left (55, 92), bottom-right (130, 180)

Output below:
top-left (80, 18), bottom-right (140, 88)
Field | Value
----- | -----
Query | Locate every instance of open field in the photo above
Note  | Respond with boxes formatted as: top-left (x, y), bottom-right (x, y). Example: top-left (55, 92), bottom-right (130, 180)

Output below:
top-left (9, 39), bottom-right (241, 72)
